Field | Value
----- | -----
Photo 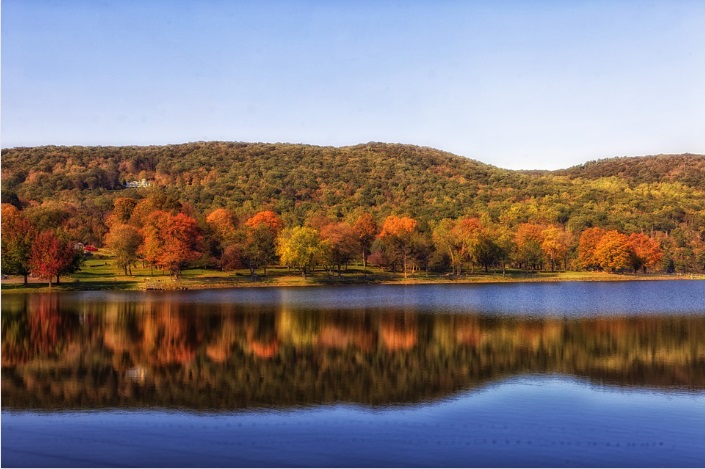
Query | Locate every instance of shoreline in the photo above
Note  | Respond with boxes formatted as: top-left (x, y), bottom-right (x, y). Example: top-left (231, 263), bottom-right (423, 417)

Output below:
top-left (2, 270), bottom-right (703, 294)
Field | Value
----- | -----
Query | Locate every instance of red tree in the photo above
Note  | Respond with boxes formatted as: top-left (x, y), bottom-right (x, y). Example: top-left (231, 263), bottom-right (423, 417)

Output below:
top-left (29, 231), bottom-right (75, 287)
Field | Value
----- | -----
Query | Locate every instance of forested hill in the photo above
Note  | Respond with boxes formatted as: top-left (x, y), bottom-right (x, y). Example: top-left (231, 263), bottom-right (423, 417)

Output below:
top-left (555, 153), bottom-right (705, 186)
top-left (2, 142), bottom-right (704, 238)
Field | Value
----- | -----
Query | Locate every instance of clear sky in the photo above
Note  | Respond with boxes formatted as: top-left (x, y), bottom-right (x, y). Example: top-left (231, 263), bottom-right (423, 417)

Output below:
top-left (2, 1), bottom-right (704, 170)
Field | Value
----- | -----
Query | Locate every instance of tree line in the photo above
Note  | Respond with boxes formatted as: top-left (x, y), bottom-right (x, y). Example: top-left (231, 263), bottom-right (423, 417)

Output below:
top-left (3, 190), bottom-right (702, 283)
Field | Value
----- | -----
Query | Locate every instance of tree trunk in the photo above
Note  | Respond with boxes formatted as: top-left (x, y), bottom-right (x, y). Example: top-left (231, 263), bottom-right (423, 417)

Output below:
top-left (23, 274), bottom-right (28, 285)
top-left (56, 275), bottom-right (61, 285)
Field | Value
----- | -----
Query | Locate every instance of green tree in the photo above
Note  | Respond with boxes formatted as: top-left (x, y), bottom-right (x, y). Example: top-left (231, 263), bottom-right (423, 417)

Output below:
top-left (105, 224), bottom-right (143, 275)
top-left (1, 204), bottom-right (36, 284)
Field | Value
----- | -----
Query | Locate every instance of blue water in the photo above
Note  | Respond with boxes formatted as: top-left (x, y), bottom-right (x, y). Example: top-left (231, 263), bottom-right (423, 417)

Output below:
top-left (3, 377), bottom-right (704, 467)
top-left (24, 279), bottom-right (705, 316)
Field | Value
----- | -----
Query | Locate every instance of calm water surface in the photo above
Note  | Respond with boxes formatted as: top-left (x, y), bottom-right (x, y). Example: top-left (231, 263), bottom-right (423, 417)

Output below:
top-left (2, 281), bottom-right (705, 467)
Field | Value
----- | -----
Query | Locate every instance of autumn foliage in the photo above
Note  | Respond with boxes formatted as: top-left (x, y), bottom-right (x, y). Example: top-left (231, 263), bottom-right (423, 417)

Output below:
top-left (29, 231), bottom-right (76, 286)
top-left (140, 211), bottom-right (202, 277)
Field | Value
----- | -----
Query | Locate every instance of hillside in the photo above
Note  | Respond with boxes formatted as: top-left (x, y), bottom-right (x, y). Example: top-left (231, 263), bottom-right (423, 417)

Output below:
top-left (555, 153), bottom-right (705, 187)
top-left (2, 142), bottom-right (704, 239)
top-left (1, 142), bottom-right (516, 221)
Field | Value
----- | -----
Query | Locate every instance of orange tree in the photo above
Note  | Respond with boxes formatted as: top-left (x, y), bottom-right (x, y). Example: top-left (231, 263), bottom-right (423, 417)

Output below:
top-left (378, 216), bottom-right (418, 278)
top-left (353, 213), bottom-right (378, 269)
top-left (140, 211), bottom-right (202, 278)
top-left (578, 227), bottom-right (607, 270)
top-left (594, 230), bottom-right (631, 272)
top-left (628, 233), bottom-right (663, 274)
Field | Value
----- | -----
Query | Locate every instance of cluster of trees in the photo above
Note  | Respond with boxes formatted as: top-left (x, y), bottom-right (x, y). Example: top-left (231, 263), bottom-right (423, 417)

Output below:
top-left (2, 143), bottom-right (705, 279)
top-left (3, 188), bottom-right (704, 282)
top-left (1, 204), bottom-right (83, 285)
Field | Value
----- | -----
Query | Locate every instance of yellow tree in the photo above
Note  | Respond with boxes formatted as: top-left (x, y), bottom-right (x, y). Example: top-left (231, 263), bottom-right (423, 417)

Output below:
top-left (432, 218), bottom-right (462, 275)
top-left (515, 223), bottom-right (545, 271)
top-left (455, 217), bottom-right (485, 272)
top-left (541, 225), bottom-right (571, 271)
top-left (276, 226), bottom-right (330, 277)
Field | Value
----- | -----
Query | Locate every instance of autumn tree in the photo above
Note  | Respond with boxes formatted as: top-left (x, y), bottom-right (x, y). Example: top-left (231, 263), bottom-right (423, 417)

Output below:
top-left (594, 230), bottom-right (631, 272)
top-left (140, 211), bottom-right (202, 277)
top-left (112, 197), bottom-right (139, 224)
top-left (353, 213), bottom-right (378, 269)
top-left (205, 208), bottom-right (238, 262)
top-left (239, 224), bottom-right (278, 276)
top-left (220, 244), bottom-right (244, 271)
top-left (541, 226), bottom-right (571, 271)
top-left (105, 224), bottom-right (143, 275)
top-left (628, 233), bottom-right (663, 274)
top-left (320, 222), bottom-right (360, 276)
top-left (245, 210), bottom-right (282, 233)
top-left (487, 223), bottom-right (515, 275)
top-left (206, 208), bottom-right (238, 245)
top-left (276, 226), bottom-right (329, 277)
top-left (378, 216), bottom-right (419, 278)
top-left (432, 218), bottom-right (463, 275)
top-left (515, 223), bottom-right (545, 271)
top-left (28, 230), bottom-right (76, 287)
top-left (1, 204), bottom-right (36, 284)
top-left (578, 227), bottom-right (607, 270)
top-left (455, 217), bottom-right (486, 272)
top-left (238, 211), bottom-right (283, 275)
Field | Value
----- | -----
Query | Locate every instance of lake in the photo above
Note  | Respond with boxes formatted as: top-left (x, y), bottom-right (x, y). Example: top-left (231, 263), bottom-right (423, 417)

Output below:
top-left (2, 281), bottom-right (705, 467)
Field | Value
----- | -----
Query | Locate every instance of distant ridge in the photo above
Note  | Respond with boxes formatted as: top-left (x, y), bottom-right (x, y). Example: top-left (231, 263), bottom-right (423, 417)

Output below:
top-left (554, 153), bottom-right (705, 186)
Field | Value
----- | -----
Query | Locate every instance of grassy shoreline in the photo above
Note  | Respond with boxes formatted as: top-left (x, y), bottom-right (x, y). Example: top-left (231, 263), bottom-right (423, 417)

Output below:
top-left (2, 253), bottom-right (702, 294)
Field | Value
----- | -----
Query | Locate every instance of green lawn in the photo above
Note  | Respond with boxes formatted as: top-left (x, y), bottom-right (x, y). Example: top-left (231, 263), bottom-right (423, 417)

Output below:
top-left (2, 250), bottom-right (699, 293)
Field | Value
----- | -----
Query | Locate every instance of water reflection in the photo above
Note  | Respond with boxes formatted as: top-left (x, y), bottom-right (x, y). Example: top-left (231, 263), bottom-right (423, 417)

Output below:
top-left (2, 292), bottom-right (704, 410)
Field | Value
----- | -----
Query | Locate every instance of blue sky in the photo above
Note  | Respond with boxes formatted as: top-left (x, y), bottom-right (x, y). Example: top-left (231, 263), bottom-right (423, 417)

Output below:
top-left (2, 1), bottom-right (704, 170)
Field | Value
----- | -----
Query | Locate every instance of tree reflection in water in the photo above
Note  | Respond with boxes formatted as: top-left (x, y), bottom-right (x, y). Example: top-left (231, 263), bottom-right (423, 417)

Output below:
top-left (2, 292), bottom-right (704, 410)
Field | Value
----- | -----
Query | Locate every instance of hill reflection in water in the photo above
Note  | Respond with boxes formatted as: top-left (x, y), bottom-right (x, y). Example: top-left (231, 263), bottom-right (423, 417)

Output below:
top-left (2, 292), bottom-right (704, 410)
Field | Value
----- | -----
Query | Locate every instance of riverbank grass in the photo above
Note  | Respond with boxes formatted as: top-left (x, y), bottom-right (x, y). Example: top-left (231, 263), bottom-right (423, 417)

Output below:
top-left (2, 249), bottom-right (702, 293)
